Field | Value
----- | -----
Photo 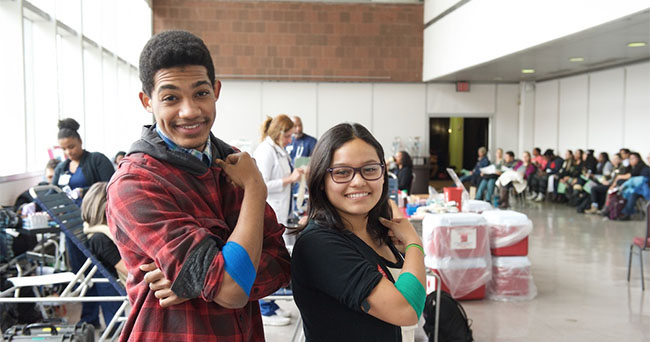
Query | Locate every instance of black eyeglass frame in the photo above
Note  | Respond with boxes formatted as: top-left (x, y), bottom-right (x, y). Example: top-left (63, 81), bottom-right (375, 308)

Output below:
top-left (326, 163), bottom-right (385, 184)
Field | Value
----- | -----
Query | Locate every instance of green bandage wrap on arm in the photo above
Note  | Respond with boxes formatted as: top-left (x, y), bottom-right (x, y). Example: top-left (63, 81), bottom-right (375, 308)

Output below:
top-left (394, 272), bottom-right (426, 320)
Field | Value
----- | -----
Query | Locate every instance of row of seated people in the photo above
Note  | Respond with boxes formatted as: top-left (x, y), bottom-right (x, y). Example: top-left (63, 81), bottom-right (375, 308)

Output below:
top-left (526, 148), bottom-right (650, 221)
top-left (462, 147), bottom-right (650, 220)
top-left (461, 147), bottom-right (536, 209)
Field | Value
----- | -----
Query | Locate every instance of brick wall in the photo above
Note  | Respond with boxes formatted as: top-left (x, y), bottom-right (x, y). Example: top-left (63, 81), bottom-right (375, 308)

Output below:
top-left (152, 0), bottom-right (423, 82)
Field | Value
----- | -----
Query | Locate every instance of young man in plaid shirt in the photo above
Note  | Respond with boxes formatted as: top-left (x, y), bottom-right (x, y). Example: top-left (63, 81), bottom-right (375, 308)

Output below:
top-left (106, 30), bottom-right (291, 341)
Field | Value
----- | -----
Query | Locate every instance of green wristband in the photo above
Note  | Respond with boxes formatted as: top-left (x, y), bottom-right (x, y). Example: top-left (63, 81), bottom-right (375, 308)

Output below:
top-left (406, 243), bottom-right (424, 255)
top-left (394, 272), bottom-right (426, 319)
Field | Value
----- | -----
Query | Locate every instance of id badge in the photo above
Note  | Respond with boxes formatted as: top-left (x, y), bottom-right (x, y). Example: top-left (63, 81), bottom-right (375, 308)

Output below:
top-left (58, 174), bottom-right (71, 186)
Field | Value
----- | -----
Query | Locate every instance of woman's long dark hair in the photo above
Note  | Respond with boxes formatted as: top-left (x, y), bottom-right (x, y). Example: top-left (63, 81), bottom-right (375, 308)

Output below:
top-left (301, 123), bottom-right (392, 244)
top-left (399, 150), bottom-right (413, 169)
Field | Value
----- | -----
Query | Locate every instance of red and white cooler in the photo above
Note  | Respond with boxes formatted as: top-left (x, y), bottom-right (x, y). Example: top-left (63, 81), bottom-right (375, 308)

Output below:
top-left (487, 256), bottom-right (537, 301)
top-left (481, 210), bottom-right (532, 256)
top-left (422, 213), bottom-right (489, 259)
top-left (425, 256), bottom-right (490, 300)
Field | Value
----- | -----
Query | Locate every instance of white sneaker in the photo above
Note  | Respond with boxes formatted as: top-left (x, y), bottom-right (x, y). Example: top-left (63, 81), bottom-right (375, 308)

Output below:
top-left (275, 308), bottom-right (292, 318)
top-left (262, 313), bottom-right (291, 326)
top-left (526, 192), bottom-right (537, 200)
top-left (534, 193), bottom-right (545, 202)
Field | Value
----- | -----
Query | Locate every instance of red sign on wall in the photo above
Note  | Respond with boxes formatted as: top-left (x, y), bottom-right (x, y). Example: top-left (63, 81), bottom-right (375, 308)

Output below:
top-left (456, 81), bottom-right (470, 92)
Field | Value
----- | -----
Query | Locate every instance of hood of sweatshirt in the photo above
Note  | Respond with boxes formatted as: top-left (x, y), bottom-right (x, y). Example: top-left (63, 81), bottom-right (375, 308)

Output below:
top-left (128, 125), bottom-right (235, 176)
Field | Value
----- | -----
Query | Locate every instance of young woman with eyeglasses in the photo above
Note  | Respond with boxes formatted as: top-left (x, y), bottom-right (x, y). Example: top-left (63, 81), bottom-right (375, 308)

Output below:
top-left (291, 123), bottom-right (426, 342)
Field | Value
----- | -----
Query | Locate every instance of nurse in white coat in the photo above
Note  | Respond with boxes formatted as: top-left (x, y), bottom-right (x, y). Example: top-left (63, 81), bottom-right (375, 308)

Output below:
top-left (254, 114), bottom-right (304, 227)
top-left (253, 114), bottom-right (303, 326)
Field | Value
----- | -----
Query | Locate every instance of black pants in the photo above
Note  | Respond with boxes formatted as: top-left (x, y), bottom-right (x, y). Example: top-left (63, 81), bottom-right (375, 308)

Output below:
top-left (529, 174), bottom-right (549, 194)
top-left (590, 184), bottom-right (609, 209)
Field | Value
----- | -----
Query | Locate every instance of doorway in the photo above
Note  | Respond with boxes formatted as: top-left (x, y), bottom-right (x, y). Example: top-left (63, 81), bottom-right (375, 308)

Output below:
top-left (429, 117), bottom-right (489, 180)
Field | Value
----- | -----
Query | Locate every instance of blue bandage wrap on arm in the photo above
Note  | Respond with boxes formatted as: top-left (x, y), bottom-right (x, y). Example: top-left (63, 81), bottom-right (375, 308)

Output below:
top-left (394, 272), bottom-right (426, 319)
top-left (222, 241), bottom-right (256, 296)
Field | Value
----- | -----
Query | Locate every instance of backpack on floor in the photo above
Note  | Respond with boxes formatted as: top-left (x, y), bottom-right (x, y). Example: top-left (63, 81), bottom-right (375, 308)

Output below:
top-left (607, 192), bottom-right (626, 220)
top-left (568, 190), bottom-right (587, 207)
top-left (423, 291), bottom-right (474, 342)
top-left (576, 194), bottom-right (593, 213)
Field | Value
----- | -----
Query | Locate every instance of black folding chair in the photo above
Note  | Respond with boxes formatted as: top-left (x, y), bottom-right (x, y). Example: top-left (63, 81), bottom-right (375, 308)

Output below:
top-left (25, 185), bottom-right (128, 341)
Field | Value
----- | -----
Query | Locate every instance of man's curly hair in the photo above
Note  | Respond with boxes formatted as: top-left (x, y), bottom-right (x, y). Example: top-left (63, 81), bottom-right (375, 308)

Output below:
top-left (139, 30), bottom-right (215, 96)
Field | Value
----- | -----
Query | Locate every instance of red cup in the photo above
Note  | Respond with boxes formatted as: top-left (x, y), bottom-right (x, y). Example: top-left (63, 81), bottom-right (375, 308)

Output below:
top-left (444, 187), bottom-right (463, 212)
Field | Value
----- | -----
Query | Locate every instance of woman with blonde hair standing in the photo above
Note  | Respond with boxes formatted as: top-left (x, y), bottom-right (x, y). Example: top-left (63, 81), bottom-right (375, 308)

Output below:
top-left (252, 114), bottom-right (304, 325)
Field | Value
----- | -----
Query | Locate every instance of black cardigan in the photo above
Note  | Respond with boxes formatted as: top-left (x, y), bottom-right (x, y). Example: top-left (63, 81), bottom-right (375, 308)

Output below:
top-left (52, 150), bottom-right (115, 192)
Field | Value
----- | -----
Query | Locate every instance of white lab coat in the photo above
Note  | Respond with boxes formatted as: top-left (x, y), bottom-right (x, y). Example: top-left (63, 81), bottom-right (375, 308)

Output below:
top-left (253, 136), bottom-right (292, 225)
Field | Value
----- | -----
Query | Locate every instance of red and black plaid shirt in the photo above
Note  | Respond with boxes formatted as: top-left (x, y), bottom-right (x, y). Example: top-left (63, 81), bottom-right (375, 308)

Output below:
top-left (106, 150), bottom-right (291, 342)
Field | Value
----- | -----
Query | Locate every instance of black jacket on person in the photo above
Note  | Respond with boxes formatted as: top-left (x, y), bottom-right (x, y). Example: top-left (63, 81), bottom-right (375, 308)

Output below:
top-left (52, 150), bottom-right (115, 192)
top-left (395, 165), bottom-right (414, 193)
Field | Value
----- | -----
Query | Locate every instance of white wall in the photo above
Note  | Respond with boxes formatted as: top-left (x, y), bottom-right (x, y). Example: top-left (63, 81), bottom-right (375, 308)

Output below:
top-left (423, 0), bottom-right (650, 81)
top-left (533, 81), bottom-right (559, 151)
top-left (531, 61), bottom-right (649, 157)
top-left (624, 63), bottom-right (650, 154)
top-left (558, 75), bottom-right (589, 152)
top-left (214, 81), bottom-right (519, 162)
top-left (317, 83), bottom-right (373, 137)
top-left (215, 81), bottom-right (428, 157)
top-left (372, 84), bottom-right (427, 157)
top-left (494, 84), bottom-right (520, 155)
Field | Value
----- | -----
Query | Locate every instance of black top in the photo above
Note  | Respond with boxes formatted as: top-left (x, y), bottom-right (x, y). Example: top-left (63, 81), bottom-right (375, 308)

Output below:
top-left (395, 166), bottom-right (413, 193)
top-left (87, 233), bottom-right (121, 277)
top-left (291, 222), bottom-right (404, 342)
top-left (52, 150), bottom-right (115, 191)
top-left (630, 163), bottom-right (649, 178)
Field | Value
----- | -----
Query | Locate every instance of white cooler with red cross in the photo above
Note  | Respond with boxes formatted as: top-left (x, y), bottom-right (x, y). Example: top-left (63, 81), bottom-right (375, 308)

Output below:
top-left (481, 210), bottom-right (532, 256)
top-left (422, 213), bottom-right (491, 300)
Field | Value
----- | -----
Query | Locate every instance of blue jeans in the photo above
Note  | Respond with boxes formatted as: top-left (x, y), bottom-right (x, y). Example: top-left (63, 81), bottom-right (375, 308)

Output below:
top-left (260, 300), bottom-right (279, 316)
top-left (622, 193), bottom-right (642, 216)
top-left (476, 178), bottom-right (496, 202)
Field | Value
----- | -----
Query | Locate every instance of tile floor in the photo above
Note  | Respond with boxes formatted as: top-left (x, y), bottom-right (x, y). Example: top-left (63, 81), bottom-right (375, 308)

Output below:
top-left (265, 201), bottom-right (650, 342)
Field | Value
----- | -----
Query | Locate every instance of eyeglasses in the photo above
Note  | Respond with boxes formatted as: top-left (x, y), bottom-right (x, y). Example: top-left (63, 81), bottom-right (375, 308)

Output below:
top-left (327, 163), bottom-right (385, 184)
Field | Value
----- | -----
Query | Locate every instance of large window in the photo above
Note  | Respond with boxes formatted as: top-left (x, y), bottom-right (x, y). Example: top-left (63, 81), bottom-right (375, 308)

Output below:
top-left (0, 0), bottom-right (151, 177)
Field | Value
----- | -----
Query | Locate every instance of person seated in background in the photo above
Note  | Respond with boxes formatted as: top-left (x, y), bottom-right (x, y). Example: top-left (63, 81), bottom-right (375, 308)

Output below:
top-left (545, 149), bottom-right (573, 202)
top-left (583, 149), bottom-right (598, 175)
top-left (618, 152), bottom-right (650, 220)
top-left (496, 151), bottom-right (536, 209)
top-left (585, 153), bottom-right (628, 214)
top-left (556, 149), bottom-right (584, 202)
top-left (476, 148), bottom-right (508, 203)
top-left (620, 148), bottom-right (631, 167)
top-left (392, 150), bottom-right (414, 194)
top-left (527, 149), bottom-right (564, 202)
top-left (80, 182), bottom-right (126, 332)
top-left (531, 147), bottom-right (547, 169)
top-left (112, 151), bottom-right (126, 169)
top-left (460, 146), bottom-right (490, 188)
top-left (595, 152), bottom-right (614, 177)
top-left (14, 159), bottom-right (60, 211)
